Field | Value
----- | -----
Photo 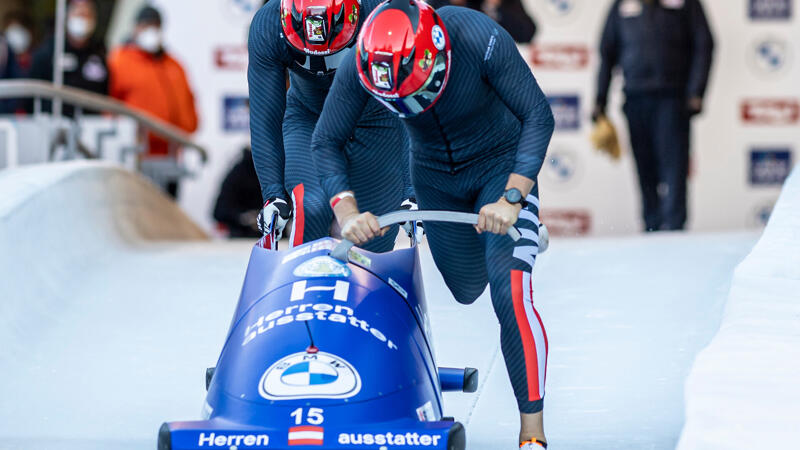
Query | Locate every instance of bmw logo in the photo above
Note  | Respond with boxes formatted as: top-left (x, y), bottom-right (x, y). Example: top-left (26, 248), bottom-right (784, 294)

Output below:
top-left (280, 360), bottom-right (339, 386)
top-left (749, 37), bottom-right (792, 77)
top-left (541, 0), bottom-right (581, 22)
top-left (543, 148), bottom-right (580, 188)
top-left (259, 351), bottom-right (361, 400)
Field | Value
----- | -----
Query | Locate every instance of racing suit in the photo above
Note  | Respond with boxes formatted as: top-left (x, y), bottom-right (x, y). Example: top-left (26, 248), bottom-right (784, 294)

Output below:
top-left (312, 7), bottom-right (555, 413)
top-left (247, 0), bottom-right (413, 252)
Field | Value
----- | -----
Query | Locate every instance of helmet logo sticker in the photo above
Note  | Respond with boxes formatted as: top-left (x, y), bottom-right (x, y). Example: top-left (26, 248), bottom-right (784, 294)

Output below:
top-left (305, 8), bottom-right (327, 43)
top-left (419, 48), bottom-right (433, 70)
top-left (348, 4), bottom-right (358, 24)
top-left (431, 25), bottom-right (445, 51)
top-left (371, 62), bottom-right (393, 90)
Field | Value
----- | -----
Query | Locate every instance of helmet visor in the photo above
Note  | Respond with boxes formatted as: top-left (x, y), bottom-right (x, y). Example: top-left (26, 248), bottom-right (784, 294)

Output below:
top-left (374, 52), bottom-right (448, 118)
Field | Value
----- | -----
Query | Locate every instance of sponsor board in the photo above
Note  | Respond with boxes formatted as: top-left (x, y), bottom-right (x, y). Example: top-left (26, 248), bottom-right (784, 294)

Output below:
top-left (538, 0), bottom-right (582, 23)
top-left (751, 201), bottom-right (777, 227)
top-left (741, 99), bottom-right (800, 125)
top-left (539, 210), bottom-right (592, 237)
top-left (749, 0), bottom-right (792, 20)
top-left (531, 44), bottom-right (589, 70)
top-left (548, 95), bottom-right (581, 131)
top-left (749, 148), bottom-right (793, 186)
top-left (288, 425), bottom-right (324, 446)
top-left (543, 148), bottom-right (580, 187)
top-left (749, 37), bottom-right (792, 77)
top-left (259, 352), bottom-right (361, 400)
top-left (223, 96), bottom-right (249, 132)
top-left (338, 431), bottom-right (443, 446)
top-left (198, 432), bottom-right (269, 447)
top-left (214, 45), bottom-right (248, 70)
top-left (222, 0), bottom-right (262, 22)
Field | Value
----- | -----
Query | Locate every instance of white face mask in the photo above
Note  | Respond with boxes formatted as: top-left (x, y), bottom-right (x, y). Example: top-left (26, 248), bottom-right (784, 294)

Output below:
top-left (136, 27), bottom-right (162, 53)
top-left (5, 24), bottom-right (32, 54)
top-left (67, 16), bottom-right (95, 40)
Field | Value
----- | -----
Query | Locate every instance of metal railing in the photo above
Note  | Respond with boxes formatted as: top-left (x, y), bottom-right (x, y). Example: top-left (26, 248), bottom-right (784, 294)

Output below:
top-left (0, 79), bottom-right (209, 164)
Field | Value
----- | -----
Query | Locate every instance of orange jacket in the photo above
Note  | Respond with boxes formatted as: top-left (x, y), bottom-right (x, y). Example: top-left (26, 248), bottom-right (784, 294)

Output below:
top-left (108, 45), bottom-right (198, 156)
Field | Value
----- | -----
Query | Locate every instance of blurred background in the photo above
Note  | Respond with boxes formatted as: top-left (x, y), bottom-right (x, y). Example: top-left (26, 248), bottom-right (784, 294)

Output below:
top-left (0, 0), bottom-right (797, 237)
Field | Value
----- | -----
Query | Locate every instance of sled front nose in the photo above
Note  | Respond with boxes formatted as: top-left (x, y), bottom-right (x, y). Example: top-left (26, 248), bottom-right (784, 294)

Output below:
top-left (438, 367), bottom-right (478, 393)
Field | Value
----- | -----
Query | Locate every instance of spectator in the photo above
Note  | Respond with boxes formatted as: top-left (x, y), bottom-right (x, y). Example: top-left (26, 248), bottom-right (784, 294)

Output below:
top-left (593, 0), bottom-right (714, 232)
top-left (445, 0), bottom-right (537, 43)
top-left (481, 0), bottom-right (537, 43)
top-left (108, 6), bottom-right (198, 197)
top-left (1, 35), bottom-right (19, 113)
top-left (3, 11), bottom-right (35, 75)
top-left (29, 0), bottom-right (109, 113)
top-left (213, 147), bottom-right (263, 239)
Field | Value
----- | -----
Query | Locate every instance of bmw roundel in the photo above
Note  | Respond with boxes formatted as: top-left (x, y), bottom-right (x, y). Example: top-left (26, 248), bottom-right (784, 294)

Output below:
top-left (431, 25), bottom-right (446, 51)
top-left (259, 352), bottom-right (361, 400)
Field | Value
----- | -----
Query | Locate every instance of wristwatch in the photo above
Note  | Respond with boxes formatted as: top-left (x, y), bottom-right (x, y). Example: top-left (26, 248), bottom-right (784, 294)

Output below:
top-left (502, 188), bottom-right (527, 207)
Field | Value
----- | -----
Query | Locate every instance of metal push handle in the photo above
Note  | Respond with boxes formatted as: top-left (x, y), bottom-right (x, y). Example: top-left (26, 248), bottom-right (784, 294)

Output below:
top-left (330, 210), bottom-right (521, 262)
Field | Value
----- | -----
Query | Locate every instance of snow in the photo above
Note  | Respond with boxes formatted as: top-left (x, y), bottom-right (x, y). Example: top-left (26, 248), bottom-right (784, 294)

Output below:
top-left (0, 162), bottom-right (762, 449)
top-left (678, 168), bottom-right (800, 450)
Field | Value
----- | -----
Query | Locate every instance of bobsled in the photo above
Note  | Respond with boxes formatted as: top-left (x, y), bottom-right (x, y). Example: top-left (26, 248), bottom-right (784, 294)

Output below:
top-left (159, 211), bottom-right (527, 450)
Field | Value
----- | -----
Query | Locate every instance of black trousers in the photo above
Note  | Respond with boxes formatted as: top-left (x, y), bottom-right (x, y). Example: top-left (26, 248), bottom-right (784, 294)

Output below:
top-left (623, 94), bottom-right (691, 231)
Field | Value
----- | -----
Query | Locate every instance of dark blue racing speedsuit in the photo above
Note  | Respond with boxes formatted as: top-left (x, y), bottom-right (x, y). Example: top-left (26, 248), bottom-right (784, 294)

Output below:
top-left (247, 0), bottom-right (412, 252)
top-left (312, 7), bottom-right (555, 413)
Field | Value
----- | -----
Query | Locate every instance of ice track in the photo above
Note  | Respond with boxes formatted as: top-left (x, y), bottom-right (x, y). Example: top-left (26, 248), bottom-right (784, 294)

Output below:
top-left (0, 163), bottom-right (757, 450)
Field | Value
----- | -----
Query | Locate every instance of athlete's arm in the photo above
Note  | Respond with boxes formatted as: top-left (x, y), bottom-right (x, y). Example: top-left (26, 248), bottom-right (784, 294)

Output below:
top-left (311, 52), bottom-right (386, 244)
top-left (248, 5), bottom-right (289, 202)
top-left (477, 20), bottom-right (554, 234)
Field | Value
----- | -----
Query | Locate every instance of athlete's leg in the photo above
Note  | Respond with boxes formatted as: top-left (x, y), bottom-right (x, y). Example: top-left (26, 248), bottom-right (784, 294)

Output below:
top-left (412, 164), bottom-right (488, 304)
top-left (477, 173), bottom-right (547, 444)
top-left (283, 105), bottom-right (334, 246)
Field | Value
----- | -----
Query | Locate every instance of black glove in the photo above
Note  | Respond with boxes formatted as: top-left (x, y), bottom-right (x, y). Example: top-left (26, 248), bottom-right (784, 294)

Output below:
top-left (257, 197), bottom-right (292, 238)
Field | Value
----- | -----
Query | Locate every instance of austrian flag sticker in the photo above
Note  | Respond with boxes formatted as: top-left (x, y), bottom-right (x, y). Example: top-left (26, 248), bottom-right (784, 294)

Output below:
top-left (288, 426), bottom-right (324, 446)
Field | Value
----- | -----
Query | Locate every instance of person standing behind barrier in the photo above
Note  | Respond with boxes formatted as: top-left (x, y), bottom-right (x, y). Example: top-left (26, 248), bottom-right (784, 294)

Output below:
top-left (108, 6), bottom-right (198, 198)
top-left (593, 0), bottom-right (714, 232)
top-left (29, 0), bottom-right (109, 115)
top-left (3, 11), bottom-right (35, 76)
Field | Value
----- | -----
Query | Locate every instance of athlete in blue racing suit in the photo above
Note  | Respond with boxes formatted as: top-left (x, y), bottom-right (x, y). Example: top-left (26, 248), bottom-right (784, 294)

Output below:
top-left (247, 0), bottom-right (413, 251)
top-left (311, 2), bottom-right (554, 447)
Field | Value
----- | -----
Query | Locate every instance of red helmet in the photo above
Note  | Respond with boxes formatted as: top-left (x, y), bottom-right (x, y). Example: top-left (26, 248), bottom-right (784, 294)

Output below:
top-left (280, 0), bottom-right (361, 74)
top-left (356, 0), bottom-right (451, 117)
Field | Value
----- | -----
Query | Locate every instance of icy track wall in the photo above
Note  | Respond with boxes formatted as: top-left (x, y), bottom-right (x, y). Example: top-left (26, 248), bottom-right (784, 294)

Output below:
top-left (678, 166), bottom-right (800, 450)
top-left (0, 162), bottom-right (207, 329)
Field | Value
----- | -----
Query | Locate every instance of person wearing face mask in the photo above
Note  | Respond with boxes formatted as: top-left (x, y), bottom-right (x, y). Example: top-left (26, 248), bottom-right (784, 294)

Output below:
top-left (108, 6), bottom-right (198, 198)
top-left (3, 11), bottom-right (35, 76)
top-left (29, 0), bottom-right (109, 114)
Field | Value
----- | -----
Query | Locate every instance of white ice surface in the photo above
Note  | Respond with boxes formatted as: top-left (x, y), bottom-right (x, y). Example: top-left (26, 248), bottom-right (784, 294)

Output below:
top-left (0, 163), bottom-right (758, 450)
top-left (678, 169), bottom-right (800, 450)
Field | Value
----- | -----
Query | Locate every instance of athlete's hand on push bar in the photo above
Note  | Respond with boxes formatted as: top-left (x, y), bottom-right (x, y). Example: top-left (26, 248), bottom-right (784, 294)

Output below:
top-left (331, 191), bottom-right (388, 245)
top-left (476, 199), bottom-right (522, 235)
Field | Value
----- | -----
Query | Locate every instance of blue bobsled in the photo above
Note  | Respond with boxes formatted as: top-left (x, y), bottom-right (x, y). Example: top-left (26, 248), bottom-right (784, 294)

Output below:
top-left (159, 211), bottom-right (522, 450)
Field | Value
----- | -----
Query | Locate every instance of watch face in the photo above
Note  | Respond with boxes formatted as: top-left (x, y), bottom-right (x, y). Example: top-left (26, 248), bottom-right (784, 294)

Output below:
top-left (505, 189), bottom-right (522, 204)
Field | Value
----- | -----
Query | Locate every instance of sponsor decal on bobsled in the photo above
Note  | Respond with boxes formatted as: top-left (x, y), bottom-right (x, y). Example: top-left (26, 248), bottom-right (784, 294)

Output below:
top-left (242, 279), bottom-right (399, 349)
top-left (259, 352), bottom-right (361, 400)
top-left (415, 401), bottom-right (436, 421)
top-left (338, 431), bottom-right (443, 446)
top-left (197, 432), bottom-right (269, 447)
top-left (293, 256), bottom-right (352, 278)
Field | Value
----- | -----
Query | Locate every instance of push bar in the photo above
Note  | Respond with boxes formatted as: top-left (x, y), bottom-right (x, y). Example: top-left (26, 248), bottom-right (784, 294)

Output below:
top-left (331, 210), bottom-right (521, 262)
